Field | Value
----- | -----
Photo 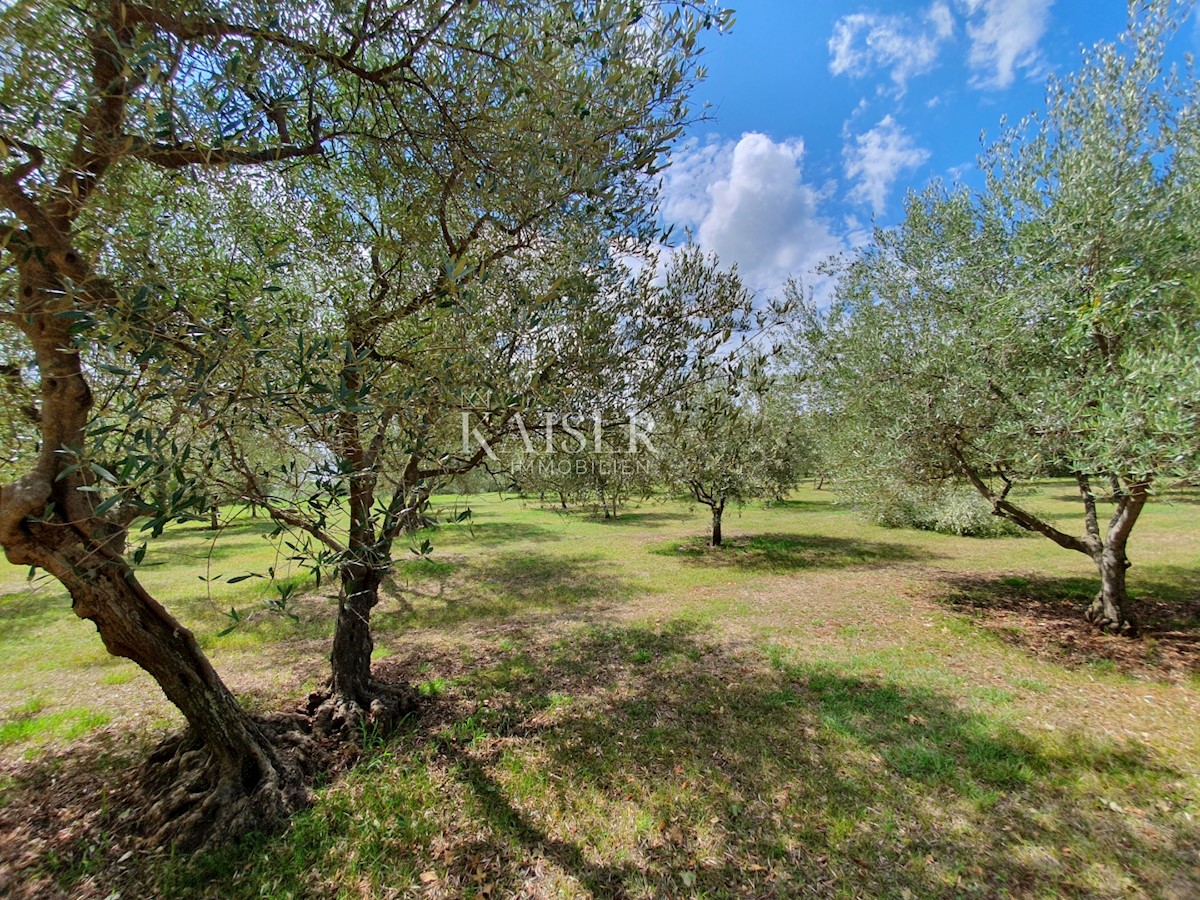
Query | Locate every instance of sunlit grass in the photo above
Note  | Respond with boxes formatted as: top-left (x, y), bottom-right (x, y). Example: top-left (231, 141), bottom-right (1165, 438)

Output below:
top-left (1, 481), bottom-right (1198, 896)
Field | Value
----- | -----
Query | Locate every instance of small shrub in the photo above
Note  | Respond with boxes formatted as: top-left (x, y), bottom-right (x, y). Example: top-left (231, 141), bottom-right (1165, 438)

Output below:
top-left (844, 479), bottom-right (1022, 537)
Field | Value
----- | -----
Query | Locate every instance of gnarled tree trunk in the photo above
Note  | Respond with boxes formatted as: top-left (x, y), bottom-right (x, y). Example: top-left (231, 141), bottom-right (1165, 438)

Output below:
top-left (956, 454), bottom-right (1148, 636)
top-left (1087, 545), bottom-right (1136, 635)
top-left (0, 259), bottom-right (308, 849)
top-left (310, 559), bottom-right (413, 739)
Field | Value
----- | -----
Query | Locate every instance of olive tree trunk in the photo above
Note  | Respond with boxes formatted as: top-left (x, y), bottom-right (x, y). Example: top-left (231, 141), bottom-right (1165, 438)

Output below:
top-left (710, 500), bottom-right (725, 547)
top-left (309, 387), bottom-right (416, 739)
top-left (957, 455), bottom-right (1148, 635)
top-left (0, 261), bottom-right (306, 848)
top-left (1087, 545), bottom-right (1135, 634)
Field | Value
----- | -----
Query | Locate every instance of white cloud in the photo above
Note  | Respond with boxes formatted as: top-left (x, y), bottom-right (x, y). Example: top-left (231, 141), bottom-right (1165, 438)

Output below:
top-left (844, 116), bottom-right (931, 216)
top-left (828, 2), bottom-right (955, 92)
top-left (958, 0), bottom-right (1054, 89)
top-left (660, 133), bottom-right (843, 293)
top-left (928, 1), bottom-right (956, 39)
top-left (830, 0), bottom-right (1053, 93)
top-left (658, 137), bottom-right (734, 236)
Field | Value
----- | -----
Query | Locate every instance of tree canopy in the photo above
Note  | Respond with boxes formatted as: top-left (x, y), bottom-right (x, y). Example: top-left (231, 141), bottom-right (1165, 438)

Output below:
top-left (0, 0), bottom-right (729, 846)
top-left (802, 0), bottom-right (1200, 633)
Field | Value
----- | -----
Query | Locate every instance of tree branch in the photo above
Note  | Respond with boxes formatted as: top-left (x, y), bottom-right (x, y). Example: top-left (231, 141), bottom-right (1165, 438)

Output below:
top-left (1077, 473), bottom-right (1101, 541)
top-left (125, 136), bottom-right (328, 170)
top-left (1108, 478), bottom-right (1150, 548)
top-left (952, 447), bottom-right (1090, 555)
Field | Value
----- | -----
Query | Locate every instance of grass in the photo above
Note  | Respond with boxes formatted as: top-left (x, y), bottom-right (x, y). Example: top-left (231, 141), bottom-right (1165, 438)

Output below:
top-left (0, 697), bottom-right (110, 750)
top-left (1, 483), bottom-right (1198, 897)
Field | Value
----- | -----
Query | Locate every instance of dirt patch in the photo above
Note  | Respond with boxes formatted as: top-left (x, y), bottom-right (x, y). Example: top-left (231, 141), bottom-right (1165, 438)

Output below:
top-left (0, 729), bottom-right (149, 898)
top-left (938, 573), bottom-right (1200, 680)
top-left (0, 706), bottom-right (350, 897)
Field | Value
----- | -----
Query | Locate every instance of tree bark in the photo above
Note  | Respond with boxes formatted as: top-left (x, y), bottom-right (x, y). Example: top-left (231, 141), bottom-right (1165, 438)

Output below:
top-left (310, 557), bottom-right (414, 739)
top-left (1087, 547), bottom-right (1137, 635)
top-left (1082, 480), bottom-right (1146, 636)
top-left (309, 365), bottom-right (416, 739)
top-left (0, 259), bottom-right (306, 849)
top-left (396, 483), bottom-right (432, 534)
top-left (710, 501), bottom-right (724, 547)
top-left (330, 562), bottom-right (381, 701)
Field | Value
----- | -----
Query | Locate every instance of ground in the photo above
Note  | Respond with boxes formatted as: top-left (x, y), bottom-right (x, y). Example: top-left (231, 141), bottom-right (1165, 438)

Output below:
top-left (0, 483), bottom-right (1197, 897)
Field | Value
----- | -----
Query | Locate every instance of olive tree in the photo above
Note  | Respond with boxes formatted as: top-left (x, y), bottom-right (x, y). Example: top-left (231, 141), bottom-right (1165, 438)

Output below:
top-left (214, 206), bottom-right (639, 736)
top-left (650, 249), bottom-right (791, 546)
top-left (188, 3), bottom-right (731, 736)
top-left (0, 0), bottom-right (728, 843)
top-left (805, 1), bottom-right (1200, 634)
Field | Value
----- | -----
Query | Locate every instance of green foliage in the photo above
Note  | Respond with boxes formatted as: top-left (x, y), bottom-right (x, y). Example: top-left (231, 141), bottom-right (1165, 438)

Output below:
top-left (648, 248), bottom-right (801, 526)
top-left (842, 479), bottom-right (1024, 538)
top-left (800, 1), bottom-right (1199, 572)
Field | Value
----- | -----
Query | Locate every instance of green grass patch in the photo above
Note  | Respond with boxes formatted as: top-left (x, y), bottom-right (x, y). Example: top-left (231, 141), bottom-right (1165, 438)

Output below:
top-left (0, 700), bottom-right (110, 748)
top-left (0, 484), bottom-right (1196, 897)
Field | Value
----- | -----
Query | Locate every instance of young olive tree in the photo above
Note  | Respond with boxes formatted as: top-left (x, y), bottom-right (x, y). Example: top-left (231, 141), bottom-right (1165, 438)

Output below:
top-left (651, 249), bottom-right (791, 546)
top-left (656, 373), bottom-right (768, 546)
top-left (0, 0), bottom-right (729, 841)
top-left (191, 3), bottom-right (731, 736)
top-left (805, 1), bottom-right (1200, 634)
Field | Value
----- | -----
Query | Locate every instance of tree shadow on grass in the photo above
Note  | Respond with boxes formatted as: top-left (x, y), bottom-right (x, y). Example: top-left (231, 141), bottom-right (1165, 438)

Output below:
top-left (7, 623), bottom-right (1199, 898)
top-left (938, 570), bottom-right (1200, 677)
top-left (378, 551), bottom-right (628, 631)
top-left (433, 521), bottom-right (565, 548)
top-left (137, 519), bottom-right (284, 569)
top-left (371, 625), bottom-right (1194, 897)
top-left (653, 532), bottom-right (933, 573)
top-left (759, 498), bottom-right (840, 512)
top-left (0, 580), bottom-right (67, 643)
top-left (155, 517), bottom-right (281, 537)
top-left (1151, 489), bottom-right (1200, 507)
top-left (582, 510), bottom-right (693, 528)
top-left (1051, 490), bottom-right (1200, 507)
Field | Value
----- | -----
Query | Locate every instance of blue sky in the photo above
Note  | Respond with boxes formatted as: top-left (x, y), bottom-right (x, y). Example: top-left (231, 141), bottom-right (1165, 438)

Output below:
top-left (659, 0), bottom-right (1199, 294)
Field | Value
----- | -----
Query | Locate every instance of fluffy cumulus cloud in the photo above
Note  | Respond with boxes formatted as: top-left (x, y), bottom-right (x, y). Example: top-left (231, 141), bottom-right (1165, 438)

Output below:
top-left (958, 0), bottom-right (1054, 89)
top-left (660, 133), bottom-right (842, 293)
top-left (828, 2), bottom-right (955, 92)
top-left (843, 116), bottom-right (931, 216)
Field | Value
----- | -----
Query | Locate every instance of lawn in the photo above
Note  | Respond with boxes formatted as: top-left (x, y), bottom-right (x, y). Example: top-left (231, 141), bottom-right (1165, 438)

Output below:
top-left (1, 482), bottom-right (1198, 897)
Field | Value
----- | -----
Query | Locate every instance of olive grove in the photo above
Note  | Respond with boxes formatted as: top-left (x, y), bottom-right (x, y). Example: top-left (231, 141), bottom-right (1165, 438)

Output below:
top-left (0, 0), bottom-right (729, 844)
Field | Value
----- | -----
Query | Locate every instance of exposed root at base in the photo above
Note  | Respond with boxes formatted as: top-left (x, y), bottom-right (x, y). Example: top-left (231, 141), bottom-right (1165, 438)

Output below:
top-left (138, 712), bottom-right (321, 852)
top-left (1086, 595), bottom-right (1139, 637)
top-left (307, 680), bottom-right (419, 742)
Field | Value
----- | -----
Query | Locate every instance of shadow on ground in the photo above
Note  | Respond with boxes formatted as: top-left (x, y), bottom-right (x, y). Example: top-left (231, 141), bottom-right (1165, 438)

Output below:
top-left (81, 623), bottom-right (1193, 898)
top-left (1052, 492), bottom-right (1200, 508)
top-left (377, 552), bottom-right (628, 632)
top-left (0, 581), bottom-right (67, 643)
top-left (938, 570), bottom-right (1200, 677)
top-left (654, 533), bottom-right (933, 573)
top-left (433, 521), bottom-right (566, 548)
top-left (760, 498), bottom-right (842, 513)
top-left (576, 510), bottom-right (694, 528)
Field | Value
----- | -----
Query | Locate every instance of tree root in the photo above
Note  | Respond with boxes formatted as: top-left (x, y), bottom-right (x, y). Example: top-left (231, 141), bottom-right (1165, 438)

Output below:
top-left (307, 680), bottom-right (419, 743)
top-left (1086, 595), bottom-right (1139, 637)
top-left (138, 712), bottom-right (320, 852)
